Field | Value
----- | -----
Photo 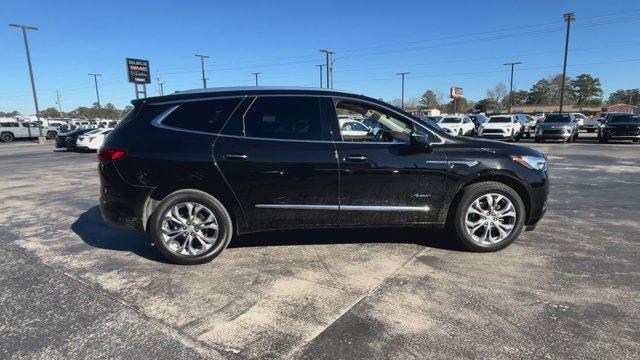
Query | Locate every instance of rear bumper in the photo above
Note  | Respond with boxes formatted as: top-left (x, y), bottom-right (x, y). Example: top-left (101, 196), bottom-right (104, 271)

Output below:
top-left (99, 162), bottom-right (149, 232)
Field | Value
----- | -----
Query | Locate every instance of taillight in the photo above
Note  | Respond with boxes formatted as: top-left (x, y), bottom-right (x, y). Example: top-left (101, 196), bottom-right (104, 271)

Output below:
top-left (98, 147), bottom-right (127, 162)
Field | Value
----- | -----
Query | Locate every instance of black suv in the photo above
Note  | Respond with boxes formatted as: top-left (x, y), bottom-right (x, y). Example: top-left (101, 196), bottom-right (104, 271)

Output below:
top-left (598, 113), bottom-right (640, 143)
top-left (99, 87), bottom-right (549, 264)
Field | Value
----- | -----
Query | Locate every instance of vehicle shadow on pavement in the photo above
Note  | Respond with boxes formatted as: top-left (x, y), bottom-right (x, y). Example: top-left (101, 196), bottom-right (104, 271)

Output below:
top-left (229, 227), bottom-right (464, 252)
top-left (71, 206), bottom-right (170, 263)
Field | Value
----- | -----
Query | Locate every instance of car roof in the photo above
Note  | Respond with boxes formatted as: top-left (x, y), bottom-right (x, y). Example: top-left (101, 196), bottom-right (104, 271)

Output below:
top-left (145, 86), bottom-right (361, 103)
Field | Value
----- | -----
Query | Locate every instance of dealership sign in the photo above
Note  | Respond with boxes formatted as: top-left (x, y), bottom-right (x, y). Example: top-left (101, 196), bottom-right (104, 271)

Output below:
top-left (450, 87), bottom-right (464, 99)
top-left (126, 58), bottom-right (151, 84)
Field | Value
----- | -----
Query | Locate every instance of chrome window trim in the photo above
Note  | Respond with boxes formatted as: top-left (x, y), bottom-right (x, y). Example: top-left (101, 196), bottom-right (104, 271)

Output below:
top-left (149, 93), bottom-right (446, 145)
top-left (255, 204), bottom-right (430, 212)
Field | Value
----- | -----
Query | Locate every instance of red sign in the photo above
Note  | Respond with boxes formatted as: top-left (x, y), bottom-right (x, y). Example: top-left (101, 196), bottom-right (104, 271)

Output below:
top-left (450, 87), bottom-right (464, 99)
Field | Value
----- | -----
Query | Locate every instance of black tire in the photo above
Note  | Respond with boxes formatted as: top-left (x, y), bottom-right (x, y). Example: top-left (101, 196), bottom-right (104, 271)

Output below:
top-left (458, 129), bottom-right (463, 136)
top-left (46, 131), bottom-right (57, 140)
top-left (534, 137), bottom-right (543, 143)
top-left (452, 181), bottom-right (526, 252)
top-left (1, 132), bottom-right (14, 142)
top-left (599, 138), bottom-right (608, 144)
top-left (149, 190), bottom-right (233, 265)
top-left (567, 134), bottom-right (574, 143)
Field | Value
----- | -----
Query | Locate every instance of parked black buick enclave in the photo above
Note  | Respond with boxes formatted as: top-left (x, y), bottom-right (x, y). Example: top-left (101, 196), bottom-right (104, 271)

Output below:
top-left (99, 87), bottom-right (549, 264)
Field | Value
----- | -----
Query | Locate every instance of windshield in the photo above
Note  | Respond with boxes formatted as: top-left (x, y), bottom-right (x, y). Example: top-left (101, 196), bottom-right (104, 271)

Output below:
top-left (544, 114), bottom-right (571, 123)
top-left (608, 115), bottom-right (639, 123)
top-left (440, 117), bottom-right (460, 124)
top-left (487, 116), bottom-right (512, 123)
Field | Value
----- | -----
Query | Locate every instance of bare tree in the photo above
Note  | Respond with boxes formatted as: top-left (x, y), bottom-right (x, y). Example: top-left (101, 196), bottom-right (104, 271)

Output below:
top-left (486, 83), bottom-right (508, 108)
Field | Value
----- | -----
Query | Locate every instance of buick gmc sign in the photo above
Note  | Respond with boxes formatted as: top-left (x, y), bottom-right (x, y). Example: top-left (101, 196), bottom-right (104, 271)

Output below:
top-left (126, 58), bottom-right (151, 84)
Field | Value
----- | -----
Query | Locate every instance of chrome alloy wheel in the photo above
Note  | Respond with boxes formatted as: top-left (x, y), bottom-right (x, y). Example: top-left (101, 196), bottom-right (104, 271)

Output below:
top-left (464, 193), bottom-right (516, 246)
top-left (161, 202), bottom-right (219, 256)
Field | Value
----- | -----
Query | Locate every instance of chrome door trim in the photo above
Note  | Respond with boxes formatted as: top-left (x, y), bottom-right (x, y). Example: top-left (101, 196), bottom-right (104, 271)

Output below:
top-left (449, 160), bottom-right (480, 168)
top-left (255, 204), bottom-right (339, 210)
top-left (255, 204), bottom-right (429, 212)
top-left (340, 205), bottom-right (430, 212)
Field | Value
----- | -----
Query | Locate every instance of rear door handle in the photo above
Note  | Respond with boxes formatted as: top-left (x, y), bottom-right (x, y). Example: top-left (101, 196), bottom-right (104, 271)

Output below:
top-left (224, 153), bottom-right (248, 160)
top-left (344, 155), bottom-right (368, 162)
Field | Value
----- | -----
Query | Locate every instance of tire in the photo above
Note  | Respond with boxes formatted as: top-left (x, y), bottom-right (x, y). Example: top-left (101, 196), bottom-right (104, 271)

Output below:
top-left (452, 181), bottom-right (526, 252)
top-left (599, 138), bottom-right (608, 143)
top-left (534, 137), bottom-right (542, 143)
top-left (1, 132), bottom-right (14, 142)
top-left (567, 134), bottom-right (574, 143)
top-left (458, 129), bottom-right (463, 136)
top-left (149, 190), bottom-right (233, 265)
top-left (46, 131), bottom-right (57, 140)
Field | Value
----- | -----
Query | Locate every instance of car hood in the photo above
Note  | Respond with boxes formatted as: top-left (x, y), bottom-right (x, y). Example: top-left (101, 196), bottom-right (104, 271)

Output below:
top-left (540, 122), bottom-right (574, 128)
top-left (458, 137), bottom-right (545, 157)
top-left (481, 122), bottom-right (512, 129)
top-left (604, 122), bottom-right (640, 127)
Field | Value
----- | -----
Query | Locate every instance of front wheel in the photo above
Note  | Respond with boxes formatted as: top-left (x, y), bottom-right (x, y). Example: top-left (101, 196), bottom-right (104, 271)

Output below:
top-left (46, 131), bottom-right (57, 140)
top-left (453, 181), bottom-right (526, 252)
top-left (149, 190), bottom-right (233, 265)
top-left (1, 133), bottom-right (14, 142)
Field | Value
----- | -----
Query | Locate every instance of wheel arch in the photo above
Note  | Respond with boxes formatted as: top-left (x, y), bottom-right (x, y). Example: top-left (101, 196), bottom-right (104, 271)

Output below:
top-left (141, 182), bottom-right (245, 234)
top-left (441, 172), bottom-right (532, 226)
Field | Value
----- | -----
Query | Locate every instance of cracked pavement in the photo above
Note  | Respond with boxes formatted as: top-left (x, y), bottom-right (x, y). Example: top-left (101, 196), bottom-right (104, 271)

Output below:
top-left (0, 135), bottom-right (638, 359)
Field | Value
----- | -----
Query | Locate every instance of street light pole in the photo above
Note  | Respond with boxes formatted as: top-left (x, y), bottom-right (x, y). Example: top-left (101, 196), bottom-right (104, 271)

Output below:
top-left (55, 90), bottom-right (63, 121)
top-left (396, 72), bottom-right (410, 109)
top-left (504, 62), bottom-right (522, 114)
top-left (88, 73), bottom-right (101, 109)
top-left (195, 54), bottom-right (210, 88)
top-left (319, 50), bottom-right (334, 88)
top-left (9, 23), bottom-right (43, 140)
top-left (559, 12), bottom-right (575, 114)
top-left (315, 64), bottom-right (324, 88)
top-left (252, 72), bottom-right (261, 86)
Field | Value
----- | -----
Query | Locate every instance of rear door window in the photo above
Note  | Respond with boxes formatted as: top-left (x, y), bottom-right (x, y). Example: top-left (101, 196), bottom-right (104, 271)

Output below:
top-left (163, 98), bottom-right (242, 133)
top-left (244, 96), bottom-right (323, 140)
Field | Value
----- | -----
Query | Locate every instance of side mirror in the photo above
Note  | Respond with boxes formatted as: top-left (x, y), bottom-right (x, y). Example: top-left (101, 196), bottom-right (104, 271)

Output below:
top-left (410, 132), bottom-right (432, 152)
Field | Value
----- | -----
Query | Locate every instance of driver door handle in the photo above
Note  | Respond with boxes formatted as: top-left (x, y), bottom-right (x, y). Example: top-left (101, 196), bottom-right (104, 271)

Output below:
top-left (345, 155), bottom-right (368, 162)
top-left (224, 153), bottom-right (248, 160)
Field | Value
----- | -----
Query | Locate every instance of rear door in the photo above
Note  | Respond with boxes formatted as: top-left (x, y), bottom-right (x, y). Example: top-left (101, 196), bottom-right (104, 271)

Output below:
top-left (213, 95), bottom-right (339, 232)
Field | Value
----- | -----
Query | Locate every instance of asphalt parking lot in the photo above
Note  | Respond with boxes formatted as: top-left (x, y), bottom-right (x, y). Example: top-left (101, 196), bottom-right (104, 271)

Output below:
top-left (1, 134), bottom-right (639, 359)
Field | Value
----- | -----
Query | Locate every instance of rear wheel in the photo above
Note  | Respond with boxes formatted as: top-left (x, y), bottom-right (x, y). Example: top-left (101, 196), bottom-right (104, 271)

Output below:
top-left (1, 132), bottom-right (14, 142)
top-left (453, 182), bottom-right (525, 252)
top-left (46, 131), bottom-right (57, 140)
top-left (150, 190), bottom-right (233, 265)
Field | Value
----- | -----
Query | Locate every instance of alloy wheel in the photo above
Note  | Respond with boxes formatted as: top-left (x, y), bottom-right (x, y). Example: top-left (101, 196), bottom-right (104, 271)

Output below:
top-left (464, 193), bottom-right (516, 246)
top-left (161, 202), bottom-right (219, 256)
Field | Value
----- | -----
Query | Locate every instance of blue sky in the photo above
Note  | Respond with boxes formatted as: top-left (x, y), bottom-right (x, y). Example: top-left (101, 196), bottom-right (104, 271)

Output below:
top-left (2, 0), bottom-right (640, 114)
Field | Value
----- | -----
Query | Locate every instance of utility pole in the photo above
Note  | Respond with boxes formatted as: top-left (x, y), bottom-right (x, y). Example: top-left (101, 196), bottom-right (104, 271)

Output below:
top-left (504, 62), bottom-right (522, 114)
top-left (88, 73), bottom-right (101, 111)
top-left (315, 64), bottom-right (324, 88)
top-left (195, 54), bottom-right (210, 88)
top-left (396, 72), bottom-right (410, 109)
top-left (55, 90), bottom-right (63, 121)
top-left (252, 72), bottom-right (261, 86)
top-left (155, 73), bottom-right (164, 96)
top-left (9, 23), bottom-right (43, 140)
top-left (319, 50), bottom-right (335, 88)
top-left (559, 12), bottom-right (575, 114)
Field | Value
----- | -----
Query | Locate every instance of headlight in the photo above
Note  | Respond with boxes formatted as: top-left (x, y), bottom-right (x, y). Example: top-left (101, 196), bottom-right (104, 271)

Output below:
top-left (511, 155), bottom-right (547, 171)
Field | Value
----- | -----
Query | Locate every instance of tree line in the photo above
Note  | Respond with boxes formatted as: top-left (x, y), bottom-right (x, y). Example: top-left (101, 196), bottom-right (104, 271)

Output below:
top-left (405, 73), bottom-right (639, 114)
top-left (0, 102), bottom-right (133, 120)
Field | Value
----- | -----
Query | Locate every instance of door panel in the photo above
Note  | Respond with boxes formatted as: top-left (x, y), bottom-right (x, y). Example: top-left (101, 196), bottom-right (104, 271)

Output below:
top-left (336, 142), bottom-right (448, 225)
top-left (214, 136), bottom-right (339, 231)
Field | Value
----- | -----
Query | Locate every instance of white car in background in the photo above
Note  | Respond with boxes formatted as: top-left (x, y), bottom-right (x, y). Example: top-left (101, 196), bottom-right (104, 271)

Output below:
top-left (75, 128), bottom-right (112, 151)
top-left (437, 115), bottom-right (475, 136)
top-left (478, 114), bottom-right (524, 141)
top-left (338, 119), bottom-right (372, 140)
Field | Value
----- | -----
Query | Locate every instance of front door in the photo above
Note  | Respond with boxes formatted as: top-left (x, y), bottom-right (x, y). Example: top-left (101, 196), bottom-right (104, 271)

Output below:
top-left (214, 95), bottom-right (339, 232)
top-left (330, 98), bottom-right (448, 226)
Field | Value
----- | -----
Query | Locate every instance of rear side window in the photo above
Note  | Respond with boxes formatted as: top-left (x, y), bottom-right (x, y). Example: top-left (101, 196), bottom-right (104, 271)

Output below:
top-left (163, 98), bottom-right (242, 133)
top-left (244, 96), bottom-right (322, 140)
